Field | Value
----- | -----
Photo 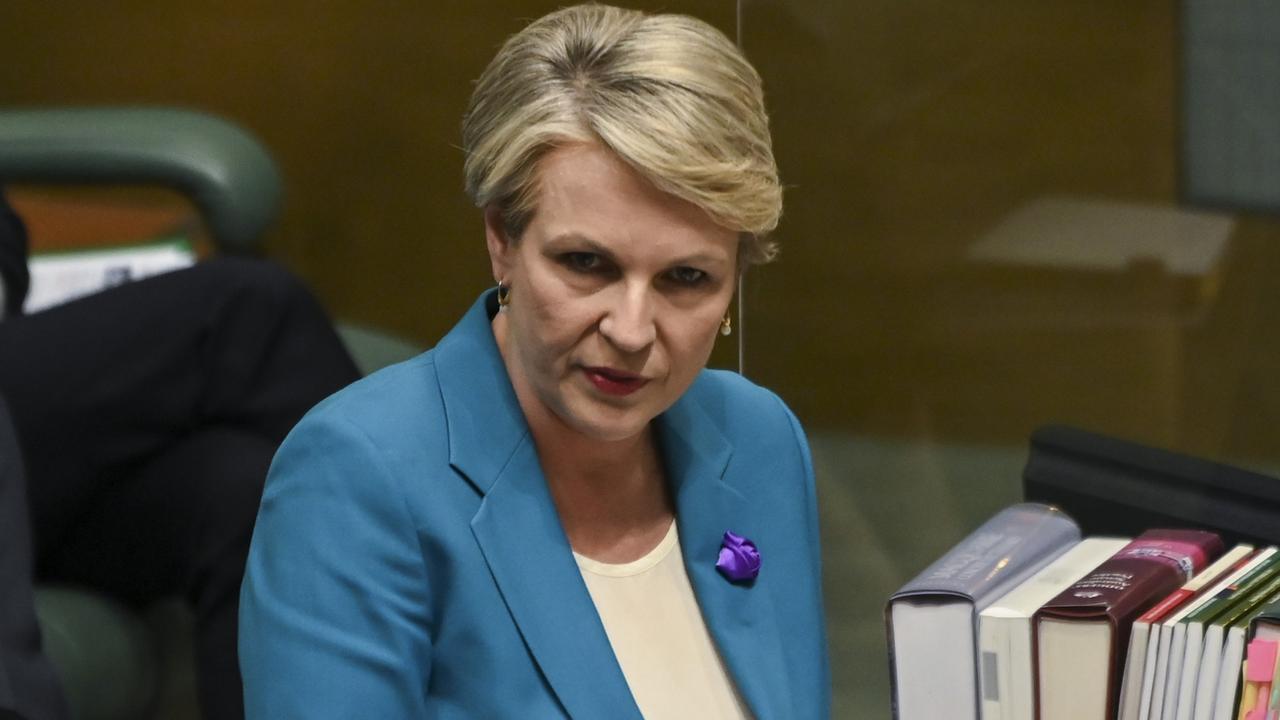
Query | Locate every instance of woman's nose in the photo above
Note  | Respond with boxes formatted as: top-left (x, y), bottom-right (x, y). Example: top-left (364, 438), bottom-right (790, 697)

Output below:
top-left (598, 287), bottom-right (657, 353)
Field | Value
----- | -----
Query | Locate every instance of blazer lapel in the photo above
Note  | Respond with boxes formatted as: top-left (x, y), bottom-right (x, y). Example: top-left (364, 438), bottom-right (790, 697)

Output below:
top-left (470, 437), bottom-right (642, 719)
top-left (659, 393), bottom-right (794, 720)
top-left (435, 293), bottom-right (641, 720)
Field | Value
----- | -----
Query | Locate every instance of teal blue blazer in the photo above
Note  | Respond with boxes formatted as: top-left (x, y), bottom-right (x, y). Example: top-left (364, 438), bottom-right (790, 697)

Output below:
top-left (239, 291), bottom-right (830, 719)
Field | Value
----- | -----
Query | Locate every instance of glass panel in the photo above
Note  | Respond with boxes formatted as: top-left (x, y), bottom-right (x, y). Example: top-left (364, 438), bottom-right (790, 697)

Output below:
top-left (736, 1), bottom-right (1280, 716)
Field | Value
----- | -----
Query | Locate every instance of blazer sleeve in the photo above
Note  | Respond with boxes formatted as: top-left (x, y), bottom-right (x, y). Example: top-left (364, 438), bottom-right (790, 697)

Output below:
top-left (776, 391), bottom-right (832, 717)
top-left (239, 411), bottom-right (433, 719)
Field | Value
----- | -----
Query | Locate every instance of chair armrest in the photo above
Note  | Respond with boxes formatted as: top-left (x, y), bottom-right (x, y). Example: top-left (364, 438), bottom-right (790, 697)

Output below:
top-left (0, 108), bottom-right (281, 254)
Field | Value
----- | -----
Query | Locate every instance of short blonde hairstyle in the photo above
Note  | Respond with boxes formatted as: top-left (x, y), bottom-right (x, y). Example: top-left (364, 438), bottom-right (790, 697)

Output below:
top-left (462, 3), bottom-right (781, 265)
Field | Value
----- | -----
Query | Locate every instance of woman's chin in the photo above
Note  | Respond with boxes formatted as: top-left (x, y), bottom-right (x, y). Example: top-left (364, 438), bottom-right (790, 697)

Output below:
top-left (559, 402), bottom-right (656, 444)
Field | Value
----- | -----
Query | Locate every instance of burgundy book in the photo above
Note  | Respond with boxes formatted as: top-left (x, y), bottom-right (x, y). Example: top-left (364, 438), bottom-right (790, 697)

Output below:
top-left (1033, 529), bottom-right (1223, 720)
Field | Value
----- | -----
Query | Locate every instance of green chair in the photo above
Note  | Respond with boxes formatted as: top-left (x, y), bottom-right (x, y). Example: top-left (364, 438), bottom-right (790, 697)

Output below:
top-left (0, 107), bottom-right (421, 720)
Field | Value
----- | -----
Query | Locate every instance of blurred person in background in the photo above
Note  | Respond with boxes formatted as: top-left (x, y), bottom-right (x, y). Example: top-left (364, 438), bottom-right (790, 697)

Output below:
top-left (0, 193), bottom-right (360, 720)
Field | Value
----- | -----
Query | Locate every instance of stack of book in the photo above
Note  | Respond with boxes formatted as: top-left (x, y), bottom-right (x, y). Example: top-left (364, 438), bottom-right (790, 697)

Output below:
top-left (887, 503), bottom-right (1280, 720)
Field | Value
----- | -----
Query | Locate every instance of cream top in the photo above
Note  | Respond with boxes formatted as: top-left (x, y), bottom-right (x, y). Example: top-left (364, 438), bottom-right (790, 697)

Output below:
top-left (574, 522), bottom-right (752, 720)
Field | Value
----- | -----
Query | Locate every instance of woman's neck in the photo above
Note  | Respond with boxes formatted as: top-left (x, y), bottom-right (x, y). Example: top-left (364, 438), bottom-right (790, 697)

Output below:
top-left (536, 425), bottom-right (674, 563)
top-left (492, 313), bottom-right (674, 562)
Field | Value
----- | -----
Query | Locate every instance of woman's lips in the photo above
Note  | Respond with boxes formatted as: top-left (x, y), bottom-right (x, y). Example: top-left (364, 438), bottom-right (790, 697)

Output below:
top-left (582, 367), bottom-right (648, 396)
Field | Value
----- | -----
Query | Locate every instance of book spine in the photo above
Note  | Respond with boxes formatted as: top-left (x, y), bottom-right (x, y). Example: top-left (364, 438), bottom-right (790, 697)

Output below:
top-left (1040, 532), bottom-right (1223, 623)
top-left (1142, 589), bottom-right (1195, 624)
top-left (894, 503), bottom-right (1080, 601)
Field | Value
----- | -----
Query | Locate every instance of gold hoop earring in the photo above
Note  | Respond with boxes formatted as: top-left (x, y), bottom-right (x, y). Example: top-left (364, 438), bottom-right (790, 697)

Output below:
top-left (720, 312), bottom-right (732, 337)
top-left (496, 280), bottom-right (511, 311)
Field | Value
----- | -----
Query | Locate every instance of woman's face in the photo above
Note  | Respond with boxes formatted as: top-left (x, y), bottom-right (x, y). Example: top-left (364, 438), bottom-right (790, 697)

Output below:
top-left (487, 142), bottom-right (739, 444)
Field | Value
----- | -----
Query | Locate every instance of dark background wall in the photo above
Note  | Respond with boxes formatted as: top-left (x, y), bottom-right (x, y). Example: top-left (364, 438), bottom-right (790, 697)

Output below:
top-left (739, 0), bottom-right (1280, 463)
top-left (9, 1), bottom-right (1274, 461)
top-left (8, 1), bottom-right (1280, 455)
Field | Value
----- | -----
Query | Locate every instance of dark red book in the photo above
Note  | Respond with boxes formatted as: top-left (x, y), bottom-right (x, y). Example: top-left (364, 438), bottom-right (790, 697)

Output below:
top-left (1033, 529), bottom-right (1224, 720)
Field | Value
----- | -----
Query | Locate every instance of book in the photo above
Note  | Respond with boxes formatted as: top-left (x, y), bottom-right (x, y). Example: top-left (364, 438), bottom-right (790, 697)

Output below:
top-left (887, 503), bottom-right (1081, 720)
top-left (1212, 595), bottom-right (1280, 720)
top-left (1117, 544), bottom-right (1256, 720)
top-left (1167, 551), bottom-right (1280, 720)
top-left (1141, 547), bottom-right (1263, 720)
top-left (1152, 548), bottom-right (1278, 720)
top-left (1193, 579), bottom-right (1280, 720)
top-left (1234, 637), bottom-right (1278, 720)
top-left (979, 536), bottom-right (1131, 720)
top-left (1240, 602), bottom-right (1280, 720)
top-left (1249, 597), bottom-right (1280, 644)
top-left (1035, 529), bottom-right (1224, 720)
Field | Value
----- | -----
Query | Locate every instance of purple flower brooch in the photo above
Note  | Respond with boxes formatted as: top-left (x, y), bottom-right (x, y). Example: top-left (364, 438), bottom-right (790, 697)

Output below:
top-left (716, 531), bottom-right (761, 583)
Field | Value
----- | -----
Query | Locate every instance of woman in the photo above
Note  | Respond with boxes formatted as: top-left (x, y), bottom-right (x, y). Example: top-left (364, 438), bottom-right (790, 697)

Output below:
top-left (239, 5), bottom-right (828, 718)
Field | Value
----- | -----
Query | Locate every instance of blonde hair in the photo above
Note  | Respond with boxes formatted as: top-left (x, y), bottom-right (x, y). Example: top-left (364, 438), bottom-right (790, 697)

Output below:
top-left (462, 3), bottom-right (781, 265)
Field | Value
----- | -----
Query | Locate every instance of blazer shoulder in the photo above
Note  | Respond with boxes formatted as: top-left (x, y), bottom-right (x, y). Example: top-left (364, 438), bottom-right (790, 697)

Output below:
top-left (265, 349), bottom-right (458, 532)
top-left (686, 368), bottom-right (800, 432)
top-left (291, 350), bottom-right (446, 453)
top-left (682, 369), bottom-right (809, 466)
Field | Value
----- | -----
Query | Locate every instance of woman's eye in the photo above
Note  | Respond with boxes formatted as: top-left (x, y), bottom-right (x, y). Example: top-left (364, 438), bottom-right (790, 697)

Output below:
top-left (668, 267), bottom-right (708, 286)
top-left (562, 252), bottom-right (603, 273)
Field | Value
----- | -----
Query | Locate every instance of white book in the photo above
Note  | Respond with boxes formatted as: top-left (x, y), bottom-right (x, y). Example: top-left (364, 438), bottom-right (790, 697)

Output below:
top-left (1172, 620), bottom-right (1208, 720)
top-left (1153, 548), bottom-right (1275, 720)
top-left (1155, 621), bottom-right (1188, 720)
top-left (1206, 625), bottom-right (1248, 720)
top-left (1190, 623), bottom-right (1228, 720)
top-left (889, 504), bottom-right (1081, 720)
top-left (1142, 624), bottom-right (1172, 720)
top-left (1118, 545), bottom-right (1254, 720)
top-left (1146, 608), bottom-right (1210, 720)
top-left (979, 537), bottom-right (1129, 720)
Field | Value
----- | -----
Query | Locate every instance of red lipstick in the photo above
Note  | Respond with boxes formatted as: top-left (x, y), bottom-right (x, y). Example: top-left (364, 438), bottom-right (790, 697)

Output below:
top-left (583, 367), bottom-right (647, 396)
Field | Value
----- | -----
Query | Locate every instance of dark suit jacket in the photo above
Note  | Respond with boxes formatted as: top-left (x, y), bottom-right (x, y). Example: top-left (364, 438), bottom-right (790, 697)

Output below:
top-left (0, 194), bottom-right (29, 318)
top-left (239, 291), bottom-right (830, 719)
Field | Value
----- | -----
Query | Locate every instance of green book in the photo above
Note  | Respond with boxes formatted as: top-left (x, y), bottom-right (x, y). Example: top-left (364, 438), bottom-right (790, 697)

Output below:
top-left (1184, 552), bottom-right (1280, 626)
top-left (1217, 577), bottom-right (1280, 630)
top-left (1249, 596), bottom-right (1280, 642)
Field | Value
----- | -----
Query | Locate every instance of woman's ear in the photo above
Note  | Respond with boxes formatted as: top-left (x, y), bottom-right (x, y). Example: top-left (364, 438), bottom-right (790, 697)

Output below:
top-left (483, 206), bottom-right (513, 283)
